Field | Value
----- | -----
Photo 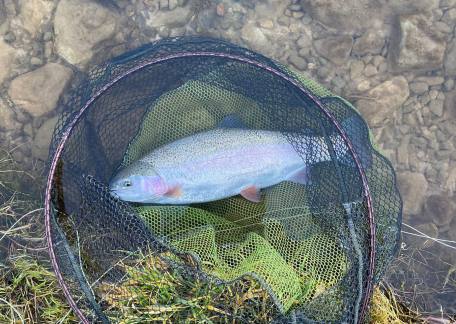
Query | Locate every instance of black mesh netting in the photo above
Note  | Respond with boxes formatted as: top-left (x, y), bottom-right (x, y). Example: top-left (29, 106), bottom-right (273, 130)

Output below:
top-left (44, 36), bottom-right (402, 323)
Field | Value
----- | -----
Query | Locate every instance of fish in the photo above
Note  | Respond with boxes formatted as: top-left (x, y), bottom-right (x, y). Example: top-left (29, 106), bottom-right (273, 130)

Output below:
top-left (109, 124), bottom-right (351, 205)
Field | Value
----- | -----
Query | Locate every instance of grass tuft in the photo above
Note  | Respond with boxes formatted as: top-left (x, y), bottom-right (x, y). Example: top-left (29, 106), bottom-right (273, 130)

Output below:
top-left (0, 255), bottom-right (77, 323)
top-left (97, 250), bottom-right (279, 323)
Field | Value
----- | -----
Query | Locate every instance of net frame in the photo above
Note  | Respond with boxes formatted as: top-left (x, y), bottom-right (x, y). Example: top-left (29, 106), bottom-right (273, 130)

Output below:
top-left (43, 36), bottom-right (386, 323)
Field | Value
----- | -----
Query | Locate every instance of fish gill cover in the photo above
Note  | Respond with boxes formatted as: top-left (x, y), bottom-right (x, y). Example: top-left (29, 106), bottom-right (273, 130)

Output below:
top-left (44, 36), bottom-right (402, 323)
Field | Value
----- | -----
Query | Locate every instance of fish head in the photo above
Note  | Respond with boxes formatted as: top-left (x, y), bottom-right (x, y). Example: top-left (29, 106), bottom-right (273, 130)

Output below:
top-left (109, 162), bottom-right (168, 203)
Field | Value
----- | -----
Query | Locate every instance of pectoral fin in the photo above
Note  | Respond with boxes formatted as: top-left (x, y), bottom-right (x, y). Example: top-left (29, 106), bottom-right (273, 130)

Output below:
top-left (240, 186), bottom-right (261, 203)
top-left (288, 166), bottom-right (312, 185)
top-left (165, 185), bottom-right (182, 198)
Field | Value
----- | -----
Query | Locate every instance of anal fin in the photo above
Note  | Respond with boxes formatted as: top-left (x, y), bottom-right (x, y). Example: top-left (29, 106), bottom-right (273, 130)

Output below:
top-left (240, 186), bottom-right (261, 203)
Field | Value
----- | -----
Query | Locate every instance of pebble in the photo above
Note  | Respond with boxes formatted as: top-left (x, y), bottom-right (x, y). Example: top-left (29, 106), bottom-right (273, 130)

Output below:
top-left (159, 0), bottom-right (169, 10)
top-left (355, 79), bottom-right (371, 92)
top-left (409, 81), bottom-right (429, 94)
top-left (350, 61), bottom-right (364, 79)
top-left (216, 3), bottom-right (225, 16)
top-left (288, 53), bottom-right (307, 70)
top-left (30, 57), bottom-right (43, 66)
top-left (434, 21), bottom-right (452, 34)
top-left (288, 4), bottom-right (302, 11)
top-left (415, 76), bottom-right (445, 86)
top-left (444, 78), bottom-right (455, 91)
top-left (169, 0), bottom-right (178, 10)
top-left (259, 19), bottom-right (274, 30)
top-left (3, 31), bottom-right (15, 42)
top-left (292, 11), bottom-right (304, 19)
top-left (429, 89), bottom-right (439, 100)
top-left (298, 47), bottom-right (310, 58)
top-left (277, 16), bottom-right (290, 27)
top-left (363, 64), bottom-right (377, 77)
top-left (42, 31), bottom-right (52, 42)
top-left (429, 99), bottom-right (445, 117)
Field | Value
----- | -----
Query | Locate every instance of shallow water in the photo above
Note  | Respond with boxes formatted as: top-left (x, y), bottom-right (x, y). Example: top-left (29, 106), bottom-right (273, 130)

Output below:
top-left (0, 0), bottom-right (455, 318)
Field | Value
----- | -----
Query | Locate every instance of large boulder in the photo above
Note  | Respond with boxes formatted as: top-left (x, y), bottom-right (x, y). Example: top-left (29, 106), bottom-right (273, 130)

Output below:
top-left (10, 0), bottom-right (54, 37)
top-left (54, 0), bottom-right (118, 67)
top-left (8, 63), bottom-right (73, 118)
top-left (390, 14), bottom-right (446, 71)
top-left (356, 76), bottom-right (409, 127)
top-left (301, 0), bottom-right (380, 33)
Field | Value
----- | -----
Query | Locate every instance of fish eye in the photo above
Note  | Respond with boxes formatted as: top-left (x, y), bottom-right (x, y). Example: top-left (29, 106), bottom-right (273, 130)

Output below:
top-left (123, 179), bottom-right (132, 187)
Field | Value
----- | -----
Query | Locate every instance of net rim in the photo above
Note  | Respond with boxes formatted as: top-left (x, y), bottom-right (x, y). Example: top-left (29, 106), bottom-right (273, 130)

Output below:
top-left (44, 50), bottom-right (376, 324)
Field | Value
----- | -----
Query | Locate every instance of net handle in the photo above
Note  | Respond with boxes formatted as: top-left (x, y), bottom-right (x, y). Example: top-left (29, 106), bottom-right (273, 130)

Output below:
top-left (45, 50), bottom-right (375, 323)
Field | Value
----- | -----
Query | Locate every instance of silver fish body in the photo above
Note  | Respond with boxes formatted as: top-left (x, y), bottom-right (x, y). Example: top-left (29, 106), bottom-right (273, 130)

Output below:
top-left (109, 128), bottom-right (336, 204)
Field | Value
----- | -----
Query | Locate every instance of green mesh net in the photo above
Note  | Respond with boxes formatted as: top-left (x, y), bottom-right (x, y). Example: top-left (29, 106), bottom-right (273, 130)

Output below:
top-left (120, 73), bottom-right (353, 313)
top-left (46, 37), bottom-right (402, 324)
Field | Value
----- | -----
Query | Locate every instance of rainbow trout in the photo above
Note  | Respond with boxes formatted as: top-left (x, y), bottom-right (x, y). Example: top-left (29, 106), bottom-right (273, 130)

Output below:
top-left (109, 126), bottom-right (349, 204)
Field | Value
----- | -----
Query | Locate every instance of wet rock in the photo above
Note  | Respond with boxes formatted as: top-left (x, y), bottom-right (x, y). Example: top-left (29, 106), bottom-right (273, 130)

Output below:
top-left (301, 0), bottom-right (381, 33)
top-left (428, 99), bottom-right (445, 117)
top-left (159, 0), bottom-right (168, 9)
top-left (292, 11), bottom-right (304, 19)
top-left (0, 0), bottom-right (5, 25)
top-left (444, 39), bottom-right (456, 76)
top-left (409, 81), bottom-right (429, 94)
top-left (3, 32), bottom-right (15, 43)
top-left (397, 134), bottom-right (410, 166)
top-left (357, 76), bottom-right (409, 127)
top-left (396, 171), bottom-right (428, 215)
top-left (216, 3), bottom-right (224, 16)
top-left (314, 35), bottom-right (353, 65)
top-left (0, 40), bottom-right (17, 85)
top-left (296, 28), bottom-right (312, 49)
top-left (444, 89), bottom-right (456, 118)
top-left (30, 57), bottom-right (43, 66)
top-left (0, 97), bottom-right (20, 131)
top-left (10, 0), bottom-right (54, 37)
top-left (424, 194), bottom-right (454, 226)
top-left (32, 116), bottom-right (58, 161)
top-left (352, 29), bottom-right (386, 56)
top-left (288, 53), bottom-right (307, 71)
top-left (442, 7), bottom-right (456, 25)
top-left (54, 0), bottom-right (118, 66)
top-left (391, 14), bottom-right (446, 71)
top-left (415, 76), bottom-right (445, 86)
top-left (8, 63), bottom-right (73, 118)
top-left (142, 1), bottom-right (192, 29)
top-left (406, 222), bottom-right (438, 249)
top-left (240, 23), bottom-right (269, 53)
top-left (288, 4), bottom-right (302, 11)
top-left (350, 60), bottom-right (365, 79)
top-left (363, 64), bottom-right (377, 77)
top-left (444, 78), bottom-right (454, 91)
